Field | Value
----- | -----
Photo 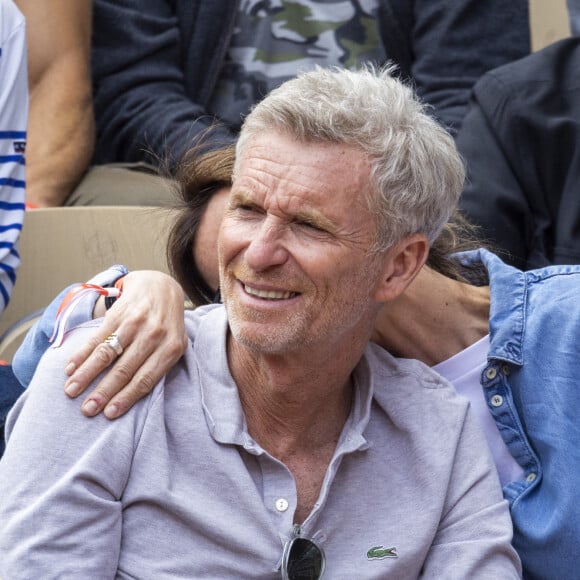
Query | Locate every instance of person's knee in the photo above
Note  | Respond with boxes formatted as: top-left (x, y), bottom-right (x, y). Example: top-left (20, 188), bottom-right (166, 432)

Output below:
top-left (65, 164), bottom-right (179, 207)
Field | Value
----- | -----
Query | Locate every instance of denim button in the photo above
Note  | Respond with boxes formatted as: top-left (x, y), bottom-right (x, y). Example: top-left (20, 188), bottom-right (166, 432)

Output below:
top-left (485, 367), bottom-right (497, 380)
top-left (275, 498), bottom-right (289, 512)
top-left (491, 394), bottom-right (504, 407)
top-left (526, 472), bottom-right (537, 483)
top-left (502, 364), bottom-right (511, 376)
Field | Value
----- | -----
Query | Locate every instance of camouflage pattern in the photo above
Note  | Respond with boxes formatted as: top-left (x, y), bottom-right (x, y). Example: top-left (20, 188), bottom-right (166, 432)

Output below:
top-left (208, 0), bottom-right (386, 128)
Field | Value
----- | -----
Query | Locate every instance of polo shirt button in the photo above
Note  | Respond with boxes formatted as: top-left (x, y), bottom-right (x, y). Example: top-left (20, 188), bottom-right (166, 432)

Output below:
top-left (490, 394), bottom-right (504, 407)
top-left (275, 498), bottom-right (289, 512)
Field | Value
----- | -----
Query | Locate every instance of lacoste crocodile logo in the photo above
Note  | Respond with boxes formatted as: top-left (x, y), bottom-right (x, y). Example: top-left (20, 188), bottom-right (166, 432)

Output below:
top-left (367, 545), bottom-right (398, 559)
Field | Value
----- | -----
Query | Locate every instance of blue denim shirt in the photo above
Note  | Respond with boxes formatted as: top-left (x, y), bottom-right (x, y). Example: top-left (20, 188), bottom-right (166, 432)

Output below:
top-left (460, 248), bottom-right (580, 579)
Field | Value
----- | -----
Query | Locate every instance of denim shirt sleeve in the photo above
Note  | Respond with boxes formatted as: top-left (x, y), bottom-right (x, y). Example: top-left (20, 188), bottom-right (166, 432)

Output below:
top-left (12, 265), bottom-right (128, 388)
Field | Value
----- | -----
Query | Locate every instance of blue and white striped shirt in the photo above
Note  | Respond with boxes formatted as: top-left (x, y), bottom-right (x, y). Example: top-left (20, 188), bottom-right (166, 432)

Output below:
top-left (0, 0), bottom-right (27, 315)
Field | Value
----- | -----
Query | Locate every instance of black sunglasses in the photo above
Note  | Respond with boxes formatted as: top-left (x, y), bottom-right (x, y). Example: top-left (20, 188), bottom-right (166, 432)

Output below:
top-left (281, 532), bottom-right (325, 580)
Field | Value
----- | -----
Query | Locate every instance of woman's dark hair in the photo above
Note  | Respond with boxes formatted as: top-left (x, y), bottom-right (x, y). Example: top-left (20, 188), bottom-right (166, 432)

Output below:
top-left (166, 145), bottom-right (235, 306)
top-left (426, 210), bottom-right (491, 284)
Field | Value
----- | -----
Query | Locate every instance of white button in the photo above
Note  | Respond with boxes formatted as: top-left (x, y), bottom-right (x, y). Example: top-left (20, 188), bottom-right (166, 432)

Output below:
top-left (490, 395), bottom-right (503, 407)
top-left (485, 367), bottom-right (497, 380)
top-left (275, 498), bottom-right (289, 512)
top-left (526, 472), bottom-right (537, 483)
top-left (502, 364), bottom-right (511, 376)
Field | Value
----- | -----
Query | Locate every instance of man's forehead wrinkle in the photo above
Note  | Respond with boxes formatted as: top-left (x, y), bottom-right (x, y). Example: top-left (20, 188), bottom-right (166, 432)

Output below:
top-left (235, 137), bottom-right (374, 235)
top-left (230, 168), bottom-right (274, 212)
top-left (235, 179), bottom-right (371, 240)
top-left (236, 157), bottom-right (322, 209)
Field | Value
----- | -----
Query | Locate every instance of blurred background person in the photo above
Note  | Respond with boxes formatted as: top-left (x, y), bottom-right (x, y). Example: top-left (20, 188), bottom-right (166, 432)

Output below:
top-left (0, 0), bottom-right (27, 453)
top-left (14, 0), bottom-right (94, 208)
top-left (0, 0), bottom-right (26, 315)
top-left (457, 37), bottom-right (580, 270)
top-left (66, 0), bottom-right (531, 206)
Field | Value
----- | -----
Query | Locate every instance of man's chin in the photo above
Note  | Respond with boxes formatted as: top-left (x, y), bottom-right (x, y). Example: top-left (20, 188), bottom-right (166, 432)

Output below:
top-left (228, 321), bottom-right (305, 355)
top-left (231, 328), bottom-right (288, 354)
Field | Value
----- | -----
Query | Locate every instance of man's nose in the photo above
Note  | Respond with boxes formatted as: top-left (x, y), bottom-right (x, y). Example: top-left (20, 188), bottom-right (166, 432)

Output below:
top-left (244, 218), bottom-right (289, 271)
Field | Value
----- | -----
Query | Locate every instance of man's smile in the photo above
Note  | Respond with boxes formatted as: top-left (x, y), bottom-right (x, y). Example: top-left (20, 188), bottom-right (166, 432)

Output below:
top-left (243, 283), bottom-right (298, 301)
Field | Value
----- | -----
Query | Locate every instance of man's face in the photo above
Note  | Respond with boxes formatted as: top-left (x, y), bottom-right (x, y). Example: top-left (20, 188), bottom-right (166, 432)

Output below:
top-left (218, 132), bottom-right (386, 354)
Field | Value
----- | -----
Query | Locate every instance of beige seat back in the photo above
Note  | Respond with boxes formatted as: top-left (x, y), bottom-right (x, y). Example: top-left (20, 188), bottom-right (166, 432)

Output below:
top-left (0, 206), bottom-right (177, 361)
top-left (530, 0), bottom-right (571, 51)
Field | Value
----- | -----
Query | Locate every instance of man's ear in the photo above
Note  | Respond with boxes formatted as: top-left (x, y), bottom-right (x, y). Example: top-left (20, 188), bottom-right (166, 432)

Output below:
top-left (373, 234), bottom-right (429, 303)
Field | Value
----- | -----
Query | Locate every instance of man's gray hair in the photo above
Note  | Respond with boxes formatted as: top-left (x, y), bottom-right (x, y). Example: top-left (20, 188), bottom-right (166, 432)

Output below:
top-left (236, 65), bottom-right (465, 250)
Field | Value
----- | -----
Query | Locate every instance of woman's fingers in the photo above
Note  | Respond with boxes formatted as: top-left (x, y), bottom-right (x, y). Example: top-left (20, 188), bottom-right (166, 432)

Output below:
top-left (80, 330), bottom-right (186, 418)
top-left (62, 270), bottom-right (188, 418)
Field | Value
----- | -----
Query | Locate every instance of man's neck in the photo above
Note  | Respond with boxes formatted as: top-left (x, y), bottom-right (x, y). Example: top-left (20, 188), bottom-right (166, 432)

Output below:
top-left (227, 333), bottom-right (361, 458)
top-left (372, 268), bottom-right (491, 366)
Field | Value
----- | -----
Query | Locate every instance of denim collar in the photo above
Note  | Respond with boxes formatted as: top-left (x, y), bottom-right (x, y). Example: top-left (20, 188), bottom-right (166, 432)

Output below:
top-left (456, 248), bottom-right (526, 366)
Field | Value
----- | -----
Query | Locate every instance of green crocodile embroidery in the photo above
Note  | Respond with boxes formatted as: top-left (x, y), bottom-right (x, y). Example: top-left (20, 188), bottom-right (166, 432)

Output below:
top-left (367, 545), bottom-right (398, 559)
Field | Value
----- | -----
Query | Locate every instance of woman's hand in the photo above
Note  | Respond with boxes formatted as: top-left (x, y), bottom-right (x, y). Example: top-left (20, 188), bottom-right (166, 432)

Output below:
top-left (63, 270), bottom-right (188, 419)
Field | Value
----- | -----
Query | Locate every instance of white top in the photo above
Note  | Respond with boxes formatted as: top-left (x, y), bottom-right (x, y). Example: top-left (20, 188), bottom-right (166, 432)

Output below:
top-left (0, 0), bottom-right (27, 315)
top-left (433, 334), bottom-right (525, 486)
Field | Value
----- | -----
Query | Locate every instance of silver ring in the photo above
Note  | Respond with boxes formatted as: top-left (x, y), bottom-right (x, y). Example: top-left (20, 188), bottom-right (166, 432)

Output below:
top-left (104, 333), bottom-right (124, 356)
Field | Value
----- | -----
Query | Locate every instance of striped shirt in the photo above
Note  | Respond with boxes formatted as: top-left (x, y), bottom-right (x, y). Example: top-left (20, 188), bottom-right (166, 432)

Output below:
top-left (0, 0), bottom-right (27, 315)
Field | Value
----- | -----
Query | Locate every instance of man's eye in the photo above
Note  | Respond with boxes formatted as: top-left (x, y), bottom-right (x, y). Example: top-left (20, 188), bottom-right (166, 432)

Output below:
top-left (298, 220), bottom-right (326, 233)
top-left (235, 204), bottom-right (259, 214)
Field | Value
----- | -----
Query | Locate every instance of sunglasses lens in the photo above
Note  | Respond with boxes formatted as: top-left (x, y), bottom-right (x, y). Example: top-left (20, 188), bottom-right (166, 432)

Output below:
top-left (285, 537), bottom-right (325, 580)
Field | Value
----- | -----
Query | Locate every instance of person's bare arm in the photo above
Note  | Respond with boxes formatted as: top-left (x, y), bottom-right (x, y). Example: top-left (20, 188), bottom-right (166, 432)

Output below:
top-left (15, 0), bottom-right (94, 206)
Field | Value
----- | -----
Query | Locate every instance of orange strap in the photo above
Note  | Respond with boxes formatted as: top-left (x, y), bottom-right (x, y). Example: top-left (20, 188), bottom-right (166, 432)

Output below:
top-left (50, 282), bottom-right (122, 346)
top-left (54, 283), bottom-right (117, 320)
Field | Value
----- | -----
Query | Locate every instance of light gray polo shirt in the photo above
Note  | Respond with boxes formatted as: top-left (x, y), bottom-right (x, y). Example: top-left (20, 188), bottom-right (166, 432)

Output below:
top-left (0, 306), bottom-right (521, 578)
